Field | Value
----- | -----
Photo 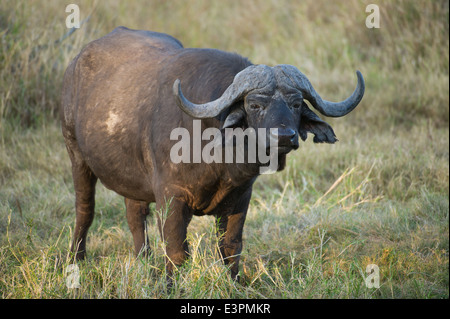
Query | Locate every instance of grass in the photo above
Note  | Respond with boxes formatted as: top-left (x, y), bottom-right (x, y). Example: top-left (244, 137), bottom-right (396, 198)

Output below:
top-left (0, 0), bottom-right (448, 298)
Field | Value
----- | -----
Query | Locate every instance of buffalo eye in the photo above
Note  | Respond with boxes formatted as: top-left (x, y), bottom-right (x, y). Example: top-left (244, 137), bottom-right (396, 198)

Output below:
top-left (249, 103), bottom-right (261, 110)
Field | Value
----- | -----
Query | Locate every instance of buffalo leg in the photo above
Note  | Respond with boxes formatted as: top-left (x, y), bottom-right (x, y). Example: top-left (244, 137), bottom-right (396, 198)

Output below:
top-left (125, 198), bottom-right (150, 257)
top-left (70, 162), bottom-right (97, 261)
top-left (216, 212), bottom-right (247, 280)
top-left (216, 194), bottom-right (250, 280)
top-left (156, 197), bottom-right (191, 280)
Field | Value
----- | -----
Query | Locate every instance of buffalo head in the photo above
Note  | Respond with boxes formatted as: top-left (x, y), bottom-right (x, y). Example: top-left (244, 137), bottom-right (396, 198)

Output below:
top-left (173, 64), bottom-right (365, 163)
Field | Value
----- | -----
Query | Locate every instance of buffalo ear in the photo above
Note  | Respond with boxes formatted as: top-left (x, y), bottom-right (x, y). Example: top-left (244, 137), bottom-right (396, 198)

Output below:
top-left (222, 107), bottom-right (245, 129)
top-left (299, 102), bottom-right (338, 143)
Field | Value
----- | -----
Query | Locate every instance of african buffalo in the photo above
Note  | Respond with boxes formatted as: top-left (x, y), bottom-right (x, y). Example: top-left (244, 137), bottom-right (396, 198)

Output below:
top-left (61, 27), bottom-right (364, 280)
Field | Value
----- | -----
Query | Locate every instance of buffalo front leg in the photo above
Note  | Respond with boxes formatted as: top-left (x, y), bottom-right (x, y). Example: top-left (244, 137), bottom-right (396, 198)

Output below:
top-left (216, 190), bottom-right (251, 280)
top-left (216, 211), bottom-right (247, 280)
top-left (156, 197), bottom-right (191, 280)
top-left (125, 198), bottom-right (150, 257)
top-left (70, 163), bottom-right (97, 261)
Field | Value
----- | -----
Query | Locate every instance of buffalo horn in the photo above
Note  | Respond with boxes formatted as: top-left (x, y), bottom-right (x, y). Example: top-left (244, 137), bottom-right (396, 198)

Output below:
top-left (277, 65), bottom-right (365, 118)
top-left (173, 64), bottom-right (273, 119)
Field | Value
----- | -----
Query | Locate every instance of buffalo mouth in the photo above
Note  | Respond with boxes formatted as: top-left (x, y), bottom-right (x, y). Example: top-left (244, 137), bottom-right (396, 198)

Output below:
top-left (266, 127), bottom-right (300, 156)
top-left (266, 143), bottom-right (298, 156)
top-left (268, 136), bottom-right (299, 155)
top-left (277, 145), bottom-right (297, 154)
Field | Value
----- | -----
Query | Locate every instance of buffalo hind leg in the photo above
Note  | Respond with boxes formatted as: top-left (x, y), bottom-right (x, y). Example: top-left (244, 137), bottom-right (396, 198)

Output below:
top-left (125, 198), bottom-right (151, 257)
top-left (70, 162), bottom-right (97, 261)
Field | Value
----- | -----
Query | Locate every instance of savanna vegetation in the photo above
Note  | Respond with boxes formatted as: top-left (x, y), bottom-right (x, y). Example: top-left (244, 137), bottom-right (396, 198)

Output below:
top-left (0, 0), bottom-right (448, 298)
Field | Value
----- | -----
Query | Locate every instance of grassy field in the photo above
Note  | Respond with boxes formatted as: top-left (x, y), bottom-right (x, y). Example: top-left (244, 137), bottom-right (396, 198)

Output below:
top-left (0, 0), bottom-right (448, 298)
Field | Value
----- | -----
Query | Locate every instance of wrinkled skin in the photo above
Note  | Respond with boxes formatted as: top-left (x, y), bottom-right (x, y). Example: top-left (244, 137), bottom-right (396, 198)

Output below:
top-left (61, 27), bottom-right (363, 281)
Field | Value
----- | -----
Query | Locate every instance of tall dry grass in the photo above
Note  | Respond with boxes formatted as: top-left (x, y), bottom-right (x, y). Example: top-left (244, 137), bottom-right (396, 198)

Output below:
top-left (0, 0), bottom-right (448, 298)
top-left (0, 0), bottom-right (448, 128)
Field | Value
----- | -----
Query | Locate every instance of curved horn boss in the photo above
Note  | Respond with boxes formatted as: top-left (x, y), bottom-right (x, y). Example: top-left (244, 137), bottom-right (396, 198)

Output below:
top-left (173, 64), bottom-right (275, 118)
top-left (174, 64), bottom-right (364, 119)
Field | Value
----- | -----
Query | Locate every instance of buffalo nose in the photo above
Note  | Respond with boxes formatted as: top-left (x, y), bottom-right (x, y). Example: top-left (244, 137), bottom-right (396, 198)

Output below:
top-left (272, 128), bottom-right (299, 149)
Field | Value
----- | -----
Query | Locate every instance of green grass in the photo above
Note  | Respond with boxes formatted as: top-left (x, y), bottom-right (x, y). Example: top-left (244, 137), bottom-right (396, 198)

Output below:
top-left (0, 0), bottom-right (448, 298)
